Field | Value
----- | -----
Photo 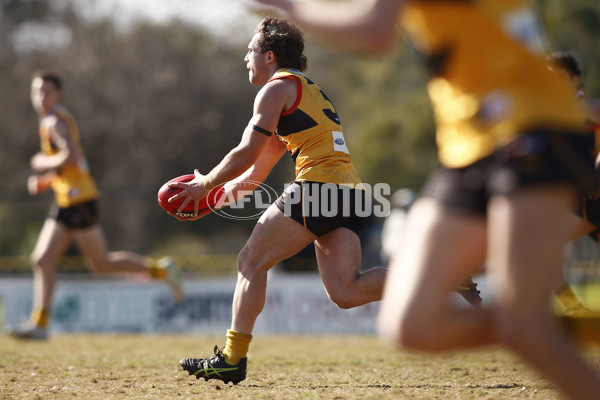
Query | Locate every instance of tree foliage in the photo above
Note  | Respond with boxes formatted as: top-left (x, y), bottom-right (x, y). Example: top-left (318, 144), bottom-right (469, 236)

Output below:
top-left (0, 1), bottom-right (598, 256)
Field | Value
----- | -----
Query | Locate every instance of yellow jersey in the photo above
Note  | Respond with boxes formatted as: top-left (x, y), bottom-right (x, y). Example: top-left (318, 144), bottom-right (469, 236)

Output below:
top-left (400, 0), bottom-right (585, 168)
top-left (269, 68), bottom-right (363, 186)
top-left (39, 105), bottom-right (99, 207)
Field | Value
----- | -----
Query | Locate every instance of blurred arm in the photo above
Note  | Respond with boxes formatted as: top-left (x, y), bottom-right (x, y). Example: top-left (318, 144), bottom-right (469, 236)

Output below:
top-left (27, 171), bottom-right (57, 196)
top-left (249, 0), bottom-right (403, 54)
top-left (30, 117), bottom-right (77, 173)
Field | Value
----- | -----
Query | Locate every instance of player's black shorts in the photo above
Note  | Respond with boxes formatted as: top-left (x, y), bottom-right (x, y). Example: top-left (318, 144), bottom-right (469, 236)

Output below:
top-left (578, 197), bottom-right (600, 239)
top-left (275, 181), bottom-right (367, 237)
top-left (421, 129), bottom-right (599, 215)
top-left (49, 200), bottom-right (99, 229)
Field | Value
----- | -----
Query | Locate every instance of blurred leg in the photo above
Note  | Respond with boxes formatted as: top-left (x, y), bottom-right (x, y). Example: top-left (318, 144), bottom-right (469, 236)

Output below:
top-left (231, 204), bottom-right (317, 335)
top-left (73, 225), bottom-right (148, 273)
top-left (315, 227), bottom-right (385, 309)
top-left (377, 197), bottom-right (493, 351)
top-left (487, 186), bottom-right (600, 399)
top-left (30, 218), bottom-right (73, 311)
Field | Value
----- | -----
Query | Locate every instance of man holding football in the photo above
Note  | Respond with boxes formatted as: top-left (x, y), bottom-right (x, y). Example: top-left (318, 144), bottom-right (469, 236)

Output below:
top-left (248, 0), bottom-right (600, 399)
top-left (172, 17), bottom-right (386, 384)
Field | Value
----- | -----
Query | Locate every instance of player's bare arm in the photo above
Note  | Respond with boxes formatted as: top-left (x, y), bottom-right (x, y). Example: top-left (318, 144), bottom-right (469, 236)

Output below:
top-left (169, 78), bottom-right (293, 213)
top-left (30, 117), bottom-right (76, 173)
top-left (205, 78), bottom-right (295, 184)
top-left (218, 134), bottom-right (288, 209)
top-left (249, 0), bottom-right (401, 54)
top-left (166, 132), bottom-right (287, 221)
top-left (27, 171), bottom-right (57, 196)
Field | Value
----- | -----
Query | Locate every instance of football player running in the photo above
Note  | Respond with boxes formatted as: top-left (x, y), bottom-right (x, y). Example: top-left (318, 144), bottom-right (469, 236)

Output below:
top-left (173, 17), bottom-right (385, 384)
top-left (249, 1), bottom-right (600, 399)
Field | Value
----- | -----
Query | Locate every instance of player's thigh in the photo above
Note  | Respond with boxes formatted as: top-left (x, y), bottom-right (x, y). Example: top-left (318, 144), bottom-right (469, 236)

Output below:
top-left (314, 227), bottom-right (361, 288)
top-left (31, 218), bottom-right (73, 266)
top-left (240, 203), bottom-right (317, 271)
top-left (384, 198), bottom-right (487, 312)
top-left (73, 224), bottom-right (109, 270)
top-left (487, 185), bottom-right (576, 311)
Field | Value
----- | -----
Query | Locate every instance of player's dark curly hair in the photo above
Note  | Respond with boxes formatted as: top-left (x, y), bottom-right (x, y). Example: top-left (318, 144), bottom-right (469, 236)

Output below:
top-left (32, 70), bottom-right (63, 91)
top-left (254, 17), bottom-right (307, 72)
top-left (546, 51), bottom-right (581, 78)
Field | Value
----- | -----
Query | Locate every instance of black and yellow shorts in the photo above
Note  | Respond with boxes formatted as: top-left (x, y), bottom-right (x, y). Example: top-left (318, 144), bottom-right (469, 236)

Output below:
top-left (578, 197), bottom-right (600, 240)
top-left (421, 130), bottom-right (599, 215)
top-left (49, 200), bottom-right (99, 229)
top-left (275, 181), bottom-right (367, 237)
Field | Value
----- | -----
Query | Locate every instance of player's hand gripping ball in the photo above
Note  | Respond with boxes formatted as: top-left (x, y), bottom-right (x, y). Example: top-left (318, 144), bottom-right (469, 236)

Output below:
top-left (157, 174), bottom-right (224, 220)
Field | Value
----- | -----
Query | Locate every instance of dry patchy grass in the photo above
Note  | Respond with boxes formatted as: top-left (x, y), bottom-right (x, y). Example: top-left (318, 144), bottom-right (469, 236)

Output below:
top-left (0, 334), bottom-right (597, 399)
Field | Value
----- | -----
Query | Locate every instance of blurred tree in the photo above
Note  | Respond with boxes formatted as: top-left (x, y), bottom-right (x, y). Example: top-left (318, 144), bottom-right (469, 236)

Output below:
top-left (0, 0), bottom-right (49, 23)
top-left (0, 1), bottom-right (598, 260)
top-left (538, 0), bottom-right (600, 93)
top-left (0, 4), bottom-right (276, 256)
top-left (307, 45), bottom-right (436, 189)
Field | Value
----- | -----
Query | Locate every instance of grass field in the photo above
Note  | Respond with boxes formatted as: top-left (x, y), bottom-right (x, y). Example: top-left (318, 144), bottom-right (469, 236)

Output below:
top-left (2, 334), bottom-right (598, 399)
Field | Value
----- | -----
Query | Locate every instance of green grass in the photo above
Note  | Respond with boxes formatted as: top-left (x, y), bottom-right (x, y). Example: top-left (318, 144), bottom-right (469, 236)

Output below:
top-left (1, 334), bottom-right (595, 399)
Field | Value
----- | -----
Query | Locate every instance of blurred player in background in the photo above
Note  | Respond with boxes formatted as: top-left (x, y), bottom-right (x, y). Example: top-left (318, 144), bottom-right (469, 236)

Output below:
top-left (173, 17), bottom-right (386, 384)
top-left (547, 52), bottom-right (600, 133)
top-left (6, 71), bottom-right (182, 340)
top-left (546, 51), bottom-right (600, 317)
top-left (250, 0), bottom-right (600, 398)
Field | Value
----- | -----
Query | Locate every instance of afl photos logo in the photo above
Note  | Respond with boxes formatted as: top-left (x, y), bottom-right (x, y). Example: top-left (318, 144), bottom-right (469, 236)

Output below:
top-left (210, 180), bottom-right (279, 220)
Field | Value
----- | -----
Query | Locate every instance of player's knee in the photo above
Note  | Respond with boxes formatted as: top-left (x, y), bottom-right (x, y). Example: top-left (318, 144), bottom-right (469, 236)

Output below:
top-left (329, 295), bottom-right (353, 310)
top-left (30, 252), bottom-right (41, 269)
top-left (323, 275), bottom-right (364, 309)
top-left (494, 313), bottom-right (542, 353)
top-left (237, 246), bottom-right (268, 277)
top-left (326, 290), bottom-right (356, 309)
top-left (30, 252), bottom-right (53, 271)
top-left (392, 310), bottom-right (445, 352)
top-left (84, 257), bottom-right (107, 273)
top-left (394, 322), bottom-right (427, 350)
top-left (85, 261), bottom-right (101, 273)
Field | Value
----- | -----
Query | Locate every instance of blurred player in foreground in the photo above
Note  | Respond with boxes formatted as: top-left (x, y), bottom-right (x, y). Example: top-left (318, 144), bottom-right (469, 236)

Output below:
top-left (172, 17), bottom-right (386, 384)
top-left (250, 0), bottom-right (600, 398)
top-left (381, 188), bottom-right (482, 307)
top-left (6, 71), bottom-right (182, 340)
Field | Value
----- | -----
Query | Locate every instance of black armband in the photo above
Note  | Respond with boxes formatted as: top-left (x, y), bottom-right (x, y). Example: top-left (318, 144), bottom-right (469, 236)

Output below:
top-left (250, 124), bottom-right (273, 137)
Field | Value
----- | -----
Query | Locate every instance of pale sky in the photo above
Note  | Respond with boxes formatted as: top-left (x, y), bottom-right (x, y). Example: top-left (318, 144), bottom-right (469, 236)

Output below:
top-left (74, 0), bottom-right (259, 36)
top-left (12, 0), bottom-right (263, 53)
